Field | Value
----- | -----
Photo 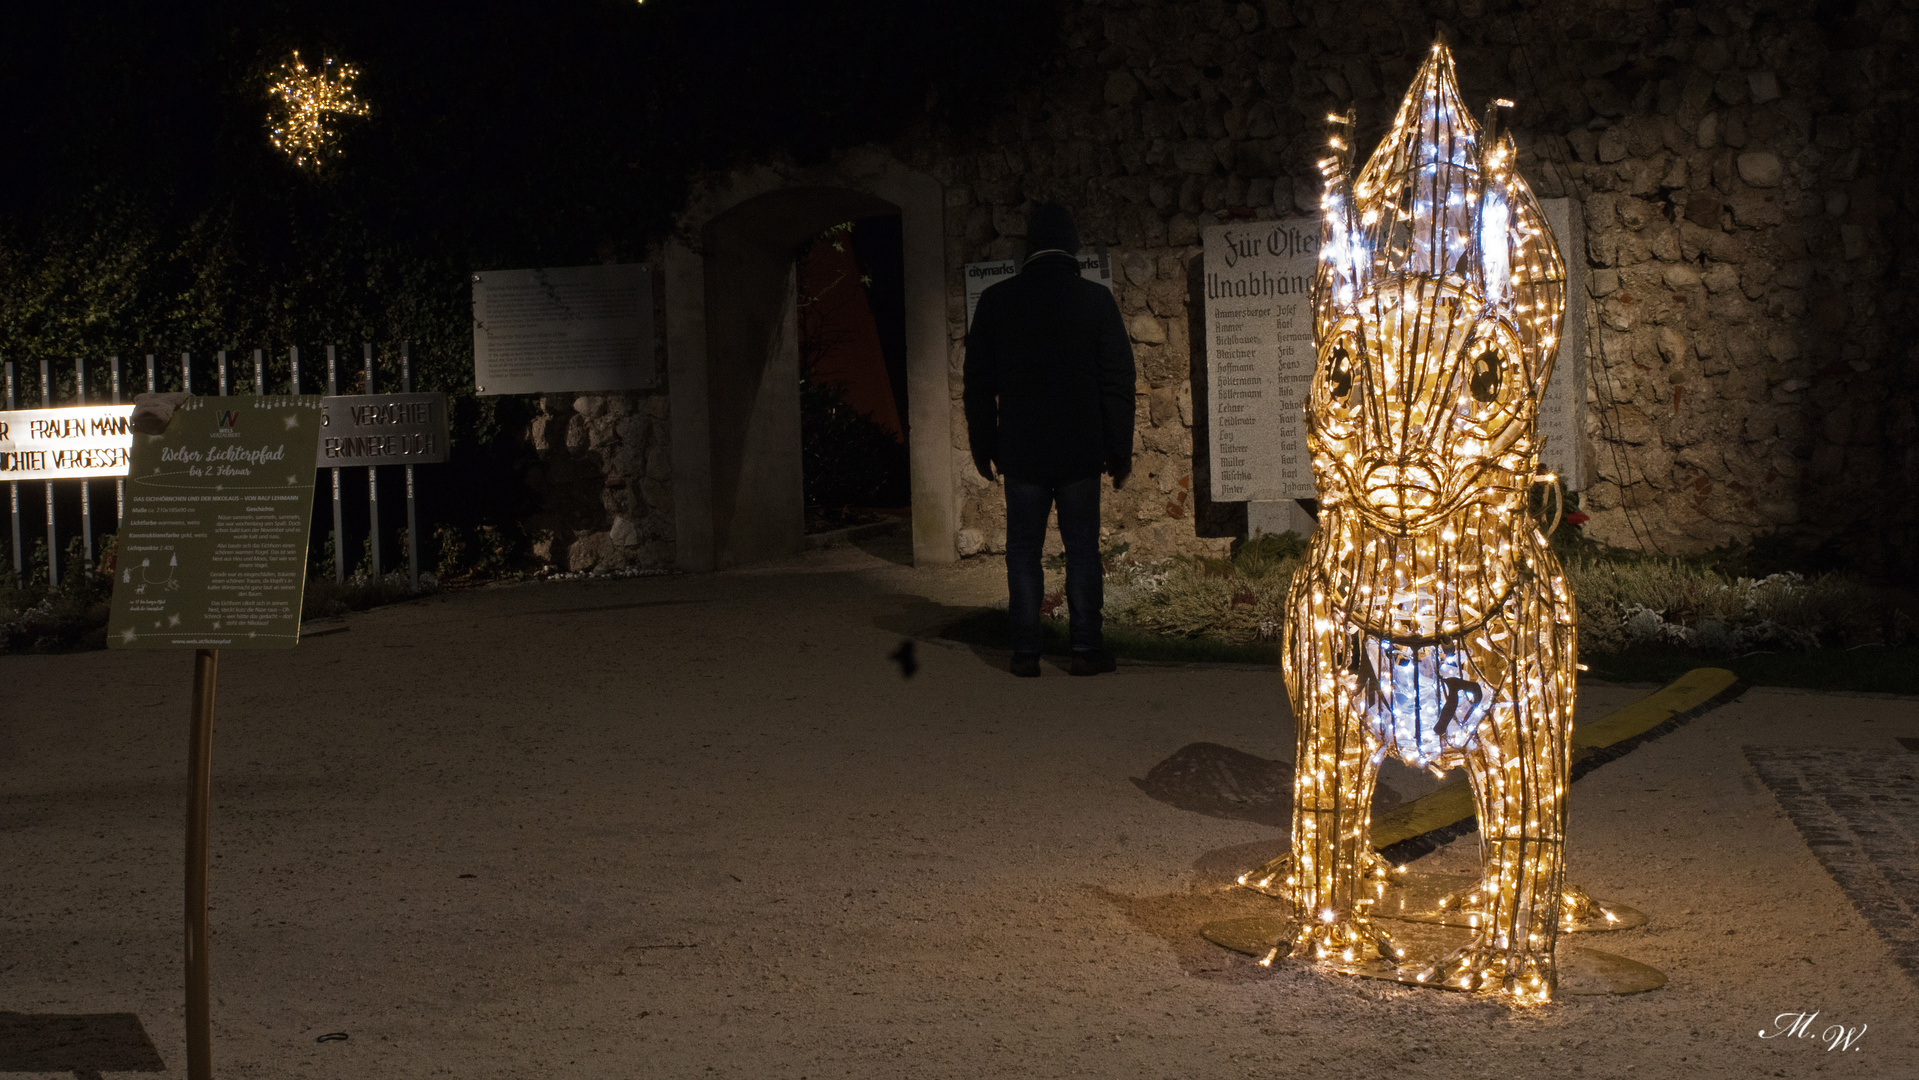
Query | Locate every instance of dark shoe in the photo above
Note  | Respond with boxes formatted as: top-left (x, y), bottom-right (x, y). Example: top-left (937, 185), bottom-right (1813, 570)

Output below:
top-left (1010, 652), bottom-right (1042, 678)
top-left (1070, 648), bottom-right (1117, 676)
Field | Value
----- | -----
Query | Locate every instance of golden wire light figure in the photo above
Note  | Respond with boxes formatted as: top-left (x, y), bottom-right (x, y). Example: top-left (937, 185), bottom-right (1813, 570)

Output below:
top-left (266, 52), bottom-right (370, 169)
top-left (1269, 42), bottom-right (1574, 1002)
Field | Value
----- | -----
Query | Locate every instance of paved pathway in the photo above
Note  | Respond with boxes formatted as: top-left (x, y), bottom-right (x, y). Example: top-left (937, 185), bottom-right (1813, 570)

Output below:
top-left (3, 543), bottom-right (1916, 1078)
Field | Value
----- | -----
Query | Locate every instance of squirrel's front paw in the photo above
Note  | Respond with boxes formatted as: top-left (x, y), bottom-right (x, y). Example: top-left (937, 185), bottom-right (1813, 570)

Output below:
top-left (1412, 932), bottom-right (1558, 1002)
top-left (1279, 907), bottom-right (1401, 969)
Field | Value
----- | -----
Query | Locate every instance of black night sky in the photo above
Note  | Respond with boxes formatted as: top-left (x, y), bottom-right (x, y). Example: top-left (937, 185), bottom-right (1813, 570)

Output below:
top-left (0, 0), bottom-right (1061, 352)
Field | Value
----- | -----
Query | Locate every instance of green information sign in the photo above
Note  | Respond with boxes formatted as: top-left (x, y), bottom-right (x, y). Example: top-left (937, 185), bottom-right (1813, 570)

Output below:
top-left (108, 396), bottom-right (324, 649)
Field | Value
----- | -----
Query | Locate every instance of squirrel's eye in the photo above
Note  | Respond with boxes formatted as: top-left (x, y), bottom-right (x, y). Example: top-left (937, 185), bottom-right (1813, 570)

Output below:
top-left (1469, 348), bottom-right (1502, 403)
top-left (1328, 346), bottom-right (1354, 399)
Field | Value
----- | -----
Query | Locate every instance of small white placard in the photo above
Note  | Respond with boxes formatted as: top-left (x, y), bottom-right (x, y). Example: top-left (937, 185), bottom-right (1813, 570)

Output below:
top-left (963, 252), bottom-right (1114, 331)
top-left (472, 264), bottom-right (656, 395)
top-left (0, 405), bottom-right (135, 480)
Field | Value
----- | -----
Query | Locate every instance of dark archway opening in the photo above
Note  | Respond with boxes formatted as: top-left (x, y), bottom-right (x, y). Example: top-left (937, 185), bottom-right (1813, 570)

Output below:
top-left (794, 215), bottom-right (910, 535)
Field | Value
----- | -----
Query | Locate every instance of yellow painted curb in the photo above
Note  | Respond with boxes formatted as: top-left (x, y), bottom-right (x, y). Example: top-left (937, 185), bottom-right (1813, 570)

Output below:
top-left (1568, 667), bottom-right (1739, 750)
top-left (1369, 668), bottom-right (1741, 852)
top-left (1372, 783), bottom-right (1478, 850)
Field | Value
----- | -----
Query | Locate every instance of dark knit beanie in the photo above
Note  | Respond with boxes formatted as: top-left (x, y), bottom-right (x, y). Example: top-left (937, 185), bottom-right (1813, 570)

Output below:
top-left (1025, 203), bottom-right (1080, 258)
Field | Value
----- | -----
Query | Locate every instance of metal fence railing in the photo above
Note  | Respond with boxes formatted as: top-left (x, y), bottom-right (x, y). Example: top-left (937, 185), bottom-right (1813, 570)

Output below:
top-left (3, 343), bottom-right (437, 595)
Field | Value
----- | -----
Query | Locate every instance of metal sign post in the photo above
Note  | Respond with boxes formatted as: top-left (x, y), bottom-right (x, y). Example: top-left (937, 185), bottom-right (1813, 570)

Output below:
top-left (112, 357), bottom-right (125, 520)
top-left (76, 358), bottom-right (92, 569)
top-left (185, 646), bottom-right (217, 1080)
top-left (181, 352), bottom-right (192, 395)
top-left (402, 341), bottom-right (419, 591)
top-left (363, 344), bottom-right (381, 579)
top-left (290, 346), bottom-right (301, 394)
top-left (253, 349), bottom-right (265, 395)
top-left (40, 358), bottom-right (56, 589)
top-left (146, 355), bottom-right (157, 395)
top-left (112, 395), bottom-right (323, 1080)
top-left (327, 346), bottom-right (344, 584)
top-left (5, 361), bottom-right (18, 588)
top-left (217, 350), bottom-right (228, 397)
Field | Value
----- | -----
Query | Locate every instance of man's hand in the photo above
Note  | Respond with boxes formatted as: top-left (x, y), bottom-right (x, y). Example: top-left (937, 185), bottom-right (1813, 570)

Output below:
top-left (973, 451), bottom-right (998, 482)
top-left (1108, 456), bottom-right (1132, 490)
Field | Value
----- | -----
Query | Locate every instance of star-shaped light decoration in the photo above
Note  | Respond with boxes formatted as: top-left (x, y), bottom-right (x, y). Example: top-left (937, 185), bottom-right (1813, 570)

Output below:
top-left (266, 52), bottom-right (370, 169)
top-left (284, 413), bottom-right (301, 429)
top-left (120, 628), bottom-right (138, 644)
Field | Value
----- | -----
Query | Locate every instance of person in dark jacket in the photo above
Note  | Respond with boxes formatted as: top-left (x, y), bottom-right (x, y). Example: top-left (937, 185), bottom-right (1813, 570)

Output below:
top-left (963, 203), bottom-right (1136, 677)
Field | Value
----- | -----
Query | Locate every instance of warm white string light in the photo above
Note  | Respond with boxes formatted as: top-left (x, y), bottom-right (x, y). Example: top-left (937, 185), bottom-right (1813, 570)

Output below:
top-left (1245, 42), bottom-right (1575, 1003)
top-left (266, 52), bottom-right (370, 169)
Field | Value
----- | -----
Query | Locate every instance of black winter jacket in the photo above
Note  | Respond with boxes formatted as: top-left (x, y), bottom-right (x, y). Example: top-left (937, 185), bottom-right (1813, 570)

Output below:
top-left (962, 253), bottom-right (1136, 483)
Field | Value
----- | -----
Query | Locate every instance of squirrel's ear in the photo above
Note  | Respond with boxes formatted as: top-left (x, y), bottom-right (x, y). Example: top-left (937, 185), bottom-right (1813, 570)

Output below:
top-left (1315, 108), bottom-right (1368, 325)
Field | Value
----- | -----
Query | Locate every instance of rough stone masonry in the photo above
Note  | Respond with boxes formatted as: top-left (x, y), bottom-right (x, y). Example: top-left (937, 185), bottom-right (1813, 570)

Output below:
top-left (906, 0), bottom-right (1916, 570)
top-left (532, 0), bottom-right (1916, 575)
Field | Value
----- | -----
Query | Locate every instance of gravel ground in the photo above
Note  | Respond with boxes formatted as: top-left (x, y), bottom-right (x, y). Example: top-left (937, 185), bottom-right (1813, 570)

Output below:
top-left (2, 539), bottom-right (1915, 1079)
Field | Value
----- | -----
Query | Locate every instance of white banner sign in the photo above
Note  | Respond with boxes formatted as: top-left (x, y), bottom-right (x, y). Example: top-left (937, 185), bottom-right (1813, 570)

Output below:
top-left (472, 263), bottom-right (657, 395)
top-left (1200, 200), bottom-right (1588, 503)
top-left (0, 405), bottom-right (135, 480)
top-left (963, 252), bottom-right (1114, 331)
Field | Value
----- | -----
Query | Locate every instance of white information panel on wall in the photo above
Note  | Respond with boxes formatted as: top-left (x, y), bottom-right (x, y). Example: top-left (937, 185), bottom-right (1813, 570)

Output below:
top-left (472, 263), bottom-right (656, 396)
top-left (1537, 197), bottom-right (1589, 491)
top-left (1199, 201), bottom-right (1588, 502)
top-left (0, 405), bottom-right (134, 480)
top-left (1200, 217), bottom-right (1319, 501)
top-left (963, 251), bottom-right (1114, 331)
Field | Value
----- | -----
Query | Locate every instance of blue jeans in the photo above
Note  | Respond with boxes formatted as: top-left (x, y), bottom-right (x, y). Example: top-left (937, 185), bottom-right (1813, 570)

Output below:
top-left (1005, 474), bottom-right (1104, 655)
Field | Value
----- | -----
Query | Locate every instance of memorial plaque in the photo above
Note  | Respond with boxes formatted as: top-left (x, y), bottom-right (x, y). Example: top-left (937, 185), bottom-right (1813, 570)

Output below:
top-left (1201, 204), bottom-right (1588, 502)
top-left (1201, 218), bottom-right (1320, 502)
top-left (963, 252), bottom-right (1115, 331)
top-left (317, 392), bottom-right (450, 467)
top-left (0, 405), bottom-right (134, 480)
top-left (108, 396), bottom-right (323, 649)
top-left (472, 263), bottom-right (656, 395)
top-left (1538, 197), bottom-right (1589, 491)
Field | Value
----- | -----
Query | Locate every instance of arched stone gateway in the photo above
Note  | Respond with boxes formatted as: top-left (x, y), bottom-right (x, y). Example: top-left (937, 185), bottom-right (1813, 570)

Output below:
top-left (664, 150), bottom-right (954, 570)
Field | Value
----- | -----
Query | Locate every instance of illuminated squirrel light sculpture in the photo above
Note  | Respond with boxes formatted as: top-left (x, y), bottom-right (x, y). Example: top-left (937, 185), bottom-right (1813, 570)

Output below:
top-left (1263, 43), bottom-right (1576, 1002)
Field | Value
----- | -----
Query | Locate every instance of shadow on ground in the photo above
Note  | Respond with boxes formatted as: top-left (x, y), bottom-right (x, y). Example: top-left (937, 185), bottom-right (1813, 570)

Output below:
top-left (1127, 742), bottom-right (1403, 828)
top-left (848, 523), bottom-right (914, 567)
top-left (873, 598), bottom-right (1014, 674)
top-left (1093, 744), bottom-right (1419, 986)
top-left (1087, 838), bottom-right (1305, 985)
top-left (0, 1012), bottom-right (165, 1076)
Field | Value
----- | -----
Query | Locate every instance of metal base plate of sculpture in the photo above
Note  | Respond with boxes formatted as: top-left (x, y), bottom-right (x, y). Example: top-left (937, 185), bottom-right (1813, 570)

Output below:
top-left (1200, 914), bottom-right (1666, 996)
top-left (1234, 866), bottom-right (1648, 932)
top-left (1210, 41), bottom-right (1663, 1002)
top-left (1366, 871), bottom-right (1648, 933)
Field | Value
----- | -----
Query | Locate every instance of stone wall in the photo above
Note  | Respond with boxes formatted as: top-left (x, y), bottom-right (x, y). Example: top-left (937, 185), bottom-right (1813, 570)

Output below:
top-left (883, 0), bottom-right (1916, 571)
top-left (523, 389), bottom-right (676, 571)
top-left (520, 268), bottom-right (677, 573)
